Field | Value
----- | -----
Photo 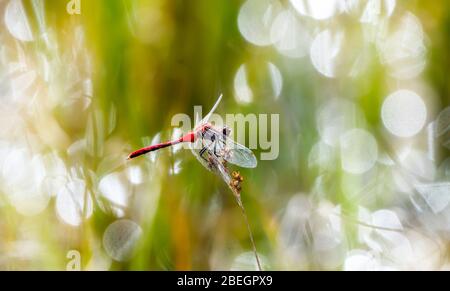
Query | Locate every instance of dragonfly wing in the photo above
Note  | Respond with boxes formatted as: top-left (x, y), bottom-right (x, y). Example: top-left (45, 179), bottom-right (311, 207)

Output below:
top-left (189, 138), bottom-right (232, 185)
top-left (189, 138), bottom-right (212, 172)
top-left (215, 158), bottom-right (232, 185)
top-left (223, 138), bottom-right (258, 168)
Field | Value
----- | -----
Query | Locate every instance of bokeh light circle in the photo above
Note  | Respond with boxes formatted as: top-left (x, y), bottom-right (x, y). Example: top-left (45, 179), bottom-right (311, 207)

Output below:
top-left (103, 219), bottom-right (142, 262)
top-left (290, 0), bottom-right (339, 20)
top-left (5, 0), bottom-right (34, 42)
top-left (2, 149), bottom-right (50, 216)
top-left (238, 0), bottom-right (282, 46)
top-left (317, 98), bottom-right (364, 147)
top-left (234, 62), bottom-right (283, 104)
top-left (310, 29), bottom-right (344, 78)
top-left (378, 12), bottom-right (426, 79)
top-left (99, 172), bottom-right (129, 217)
top-left (270, 10), bottom-right (311, 58)
top-left (382, 90), bottom-right (427, 138)
top-left (340, 129), bottom-right (378, 174)
top-left (234, 64), bottom-right (253, 104)
top-left (56, 178), bottom-right (93, 226)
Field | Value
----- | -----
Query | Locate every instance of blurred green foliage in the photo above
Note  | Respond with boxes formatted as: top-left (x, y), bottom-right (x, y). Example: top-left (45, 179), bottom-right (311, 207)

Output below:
top-left (0, 0), bottom-right (448, 270)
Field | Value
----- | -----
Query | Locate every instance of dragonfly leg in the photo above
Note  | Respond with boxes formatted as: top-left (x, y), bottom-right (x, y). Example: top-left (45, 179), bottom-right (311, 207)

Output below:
top-left (199, 140), bottom-right (215, 162)
top-left (213, 141), bottom-right (219, 157)
top-left (205, 136), bottom-right (220, 158)
top-left (199, 146), bottom-right (208, 162)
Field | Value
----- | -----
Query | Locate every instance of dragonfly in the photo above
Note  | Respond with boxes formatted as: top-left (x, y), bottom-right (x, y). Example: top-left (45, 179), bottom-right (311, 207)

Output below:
top-left (127, 94), bottom-right (257, 173)
top-left (127, 94), bottom-right (262, 271)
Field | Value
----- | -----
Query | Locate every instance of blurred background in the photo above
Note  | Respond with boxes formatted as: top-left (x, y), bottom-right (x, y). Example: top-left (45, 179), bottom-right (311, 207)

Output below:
top-left (0, 0), bottom-right (449, 270)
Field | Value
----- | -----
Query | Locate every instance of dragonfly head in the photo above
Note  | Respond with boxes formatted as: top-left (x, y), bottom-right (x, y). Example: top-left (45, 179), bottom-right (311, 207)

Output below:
top-left (199, 123), bottom-right (231, 137)
top-left (199, 123), bottom-right (213, 133)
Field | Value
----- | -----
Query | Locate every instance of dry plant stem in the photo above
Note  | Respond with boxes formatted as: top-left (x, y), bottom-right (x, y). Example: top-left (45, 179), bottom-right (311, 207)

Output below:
top-left (233, 193), bottom-right (262, 271)
top-left (240, 200), bottom-right (262, 271)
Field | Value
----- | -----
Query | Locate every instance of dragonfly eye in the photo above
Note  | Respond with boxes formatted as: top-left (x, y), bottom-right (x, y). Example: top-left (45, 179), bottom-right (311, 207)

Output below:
top-left (201, 124), bottom-right (210, 134)
top-left (222, 127), bottom-right (231, 137)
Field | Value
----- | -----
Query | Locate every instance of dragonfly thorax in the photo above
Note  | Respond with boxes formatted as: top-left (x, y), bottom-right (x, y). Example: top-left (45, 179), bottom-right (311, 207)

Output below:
top-left (198, 124), bottom-right (230, 142)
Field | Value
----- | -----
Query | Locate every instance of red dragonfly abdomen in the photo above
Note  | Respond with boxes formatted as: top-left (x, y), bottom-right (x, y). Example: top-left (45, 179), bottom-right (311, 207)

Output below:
top-left (127, 132), bottom-right (195, 160)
